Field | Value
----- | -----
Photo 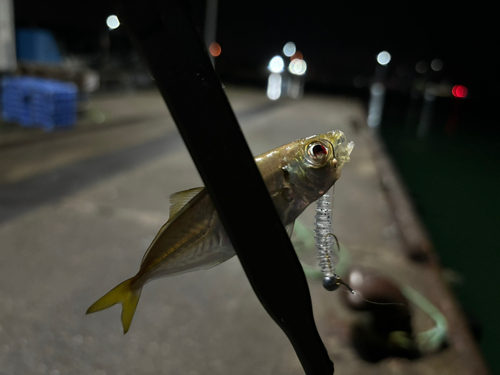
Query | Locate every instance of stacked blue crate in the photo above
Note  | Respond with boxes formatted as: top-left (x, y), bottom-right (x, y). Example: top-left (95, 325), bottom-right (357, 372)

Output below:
top-left (32, 79), bottom-right (78, 132)
top-left (1, 77), bottom-right (77, 132)
top-left (1, 77), bottom-right (25, 124)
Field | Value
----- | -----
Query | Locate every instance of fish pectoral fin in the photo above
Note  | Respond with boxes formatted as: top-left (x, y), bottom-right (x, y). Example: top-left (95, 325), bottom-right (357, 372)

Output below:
top-left (285, 221), bottom-right (295, 238)
top-left (86, 278), bottom-right (143, 334)
top-left (169, 187), bottom-right (205, 220)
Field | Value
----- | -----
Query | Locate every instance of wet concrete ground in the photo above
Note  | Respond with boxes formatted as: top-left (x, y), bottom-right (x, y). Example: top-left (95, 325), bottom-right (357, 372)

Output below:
top-left (0, 87), bottom-right (488, 374)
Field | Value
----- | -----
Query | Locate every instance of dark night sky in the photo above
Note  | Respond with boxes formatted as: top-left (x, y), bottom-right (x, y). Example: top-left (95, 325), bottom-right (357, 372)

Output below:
top-left (13, 1), bottom-right (498, 100)
top-left (216, 2), bottom-right (496, 91)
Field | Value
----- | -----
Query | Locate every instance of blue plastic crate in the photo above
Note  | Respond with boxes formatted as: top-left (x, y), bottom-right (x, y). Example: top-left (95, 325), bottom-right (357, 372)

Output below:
top-left (1, 76), bottom-right (78, 132)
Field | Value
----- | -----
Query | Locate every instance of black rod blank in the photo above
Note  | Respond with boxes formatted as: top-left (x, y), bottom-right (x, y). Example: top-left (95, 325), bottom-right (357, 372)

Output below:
top-left (114, 1), bottom-right (333, 373)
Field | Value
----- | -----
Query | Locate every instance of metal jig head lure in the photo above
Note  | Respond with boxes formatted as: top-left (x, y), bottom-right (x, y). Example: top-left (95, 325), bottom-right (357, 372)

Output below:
top-left (315, 175), bottom-right (405, 307)
top-left (314, 186), bottom-right (352, 292)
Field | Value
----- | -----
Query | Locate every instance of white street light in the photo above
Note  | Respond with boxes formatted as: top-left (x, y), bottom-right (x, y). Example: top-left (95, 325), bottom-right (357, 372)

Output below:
top-left (106, 15), bottom-right (120, 30)
top-left (283, 42), bottom-right (296, 57)
top-left (268, 56), bottom-right (285, 73)
top-left (288, 59), bottom-right (307, 75)
top-left (376, 51), bottom-right (391, 65)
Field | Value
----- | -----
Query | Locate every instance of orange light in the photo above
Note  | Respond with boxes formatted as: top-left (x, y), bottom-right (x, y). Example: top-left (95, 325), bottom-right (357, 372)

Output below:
top-left (452, 85), bottom-right (467, 98)
top-left (209, 42), bottom-right (221, 57)
top-left (291, 51), bottom-right (303, 61)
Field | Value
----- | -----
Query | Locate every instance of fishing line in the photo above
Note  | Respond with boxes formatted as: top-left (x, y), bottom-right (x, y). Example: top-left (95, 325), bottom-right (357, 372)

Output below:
top-left (340, 281), bottom-right (407, 307)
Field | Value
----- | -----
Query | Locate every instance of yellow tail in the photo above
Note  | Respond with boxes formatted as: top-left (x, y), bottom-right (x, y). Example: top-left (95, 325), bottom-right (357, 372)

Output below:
top-left (86, 278), bottom-right (142, 334)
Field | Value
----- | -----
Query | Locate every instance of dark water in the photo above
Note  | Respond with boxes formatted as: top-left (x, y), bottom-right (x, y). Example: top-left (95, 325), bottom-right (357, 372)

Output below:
top-left (379, 92), bottom-right (500, 373)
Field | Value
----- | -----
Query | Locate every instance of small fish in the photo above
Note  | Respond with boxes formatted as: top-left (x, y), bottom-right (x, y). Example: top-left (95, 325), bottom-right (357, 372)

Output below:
top-left (86, 130), bottom-right (354, 333)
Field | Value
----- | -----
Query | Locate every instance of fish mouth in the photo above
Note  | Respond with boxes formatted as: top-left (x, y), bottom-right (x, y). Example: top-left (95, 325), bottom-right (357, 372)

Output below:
top-left (325, 130), bottom-right (354, 168)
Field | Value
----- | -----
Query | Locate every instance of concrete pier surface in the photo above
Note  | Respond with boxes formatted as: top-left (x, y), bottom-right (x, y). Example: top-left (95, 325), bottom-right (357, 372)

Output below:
top-left (0, 87), bottom-right (488, 374)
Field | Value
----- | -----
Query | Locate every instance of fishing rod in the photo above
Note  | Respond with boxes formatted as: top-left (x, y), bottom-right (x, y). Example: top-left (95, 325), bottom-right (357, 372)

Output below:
top-left (113, 1), bottom-right (334, 374)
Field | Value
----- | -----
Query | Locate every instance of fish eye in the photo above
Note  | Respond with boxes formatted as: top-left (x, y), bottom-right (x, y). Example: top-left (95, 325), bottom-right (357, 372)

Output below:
top-left (312, 144), bottom-right (327, 157)
top-left (306, 141), bottom-right (330, 166)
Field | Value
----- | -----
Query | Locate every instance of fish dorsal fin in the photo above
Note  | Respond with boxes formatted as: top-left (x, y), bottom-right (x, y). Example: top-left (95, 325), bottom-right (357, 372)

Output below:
top-left (169, 187), bottom-right (205, 221)
top-left (140, 187), bottom-right (205, 265)
top-left (285, 221), bottom-right (295, 238)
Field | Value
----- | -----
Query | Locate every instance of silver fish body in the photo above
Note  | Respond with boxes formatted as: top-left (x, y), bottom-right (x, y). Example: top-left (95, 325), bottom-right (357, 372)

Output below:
top-left (87, 130), bottom-right (354, 333)
top-left (136, 130), bottom-right (353, 284)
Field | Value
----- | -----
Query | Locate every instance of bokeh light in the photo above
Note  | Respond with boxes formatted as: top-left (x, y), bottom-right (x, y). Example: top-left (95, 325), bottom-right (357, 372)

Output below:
top-left (209, 42), bottom-right (221, 57)
top-left (288, 59), bottom-right (307, 75)
top-left (431, 58), bottom-right (443, 71)
top-left (290, 51), bottom-right (303, 61)
top-left (415, 61), bottom-right (428, 74)
top-left (452, 85), bottom-right (468, 98)
top-left (268, 56), bottom-right (284, 73)
top-left (283, 42), bottom-right (296, 57)
top-left (376, 51), bottom-right (391, 65)
top-left (106, 15), bottom-right (120, 30)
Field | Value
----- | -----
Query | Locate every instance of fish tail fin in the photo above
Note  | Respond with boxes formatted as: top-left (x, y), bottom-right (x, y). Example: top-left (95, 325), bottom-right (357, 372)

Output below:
top-left (86, 278), bottom-right (143, 334)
